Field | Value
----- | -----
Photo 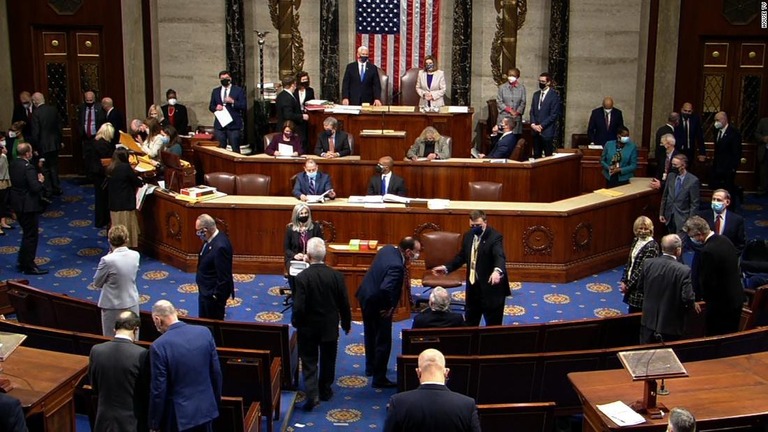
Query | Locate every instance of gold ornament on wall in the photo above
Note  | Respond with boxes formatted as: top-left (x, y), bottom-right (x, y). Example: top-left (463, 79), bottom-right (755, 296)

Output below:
top-left (268, 0), bottom-right (305, 76)
top-left (490, 0), bottom-right (527, 85)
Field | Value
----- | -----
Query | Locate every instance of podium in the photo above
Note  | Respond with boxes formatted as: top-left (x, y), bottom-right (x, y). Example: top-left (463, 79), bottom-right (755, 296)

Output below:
top-left (617, 348), bottom-right (688, 418)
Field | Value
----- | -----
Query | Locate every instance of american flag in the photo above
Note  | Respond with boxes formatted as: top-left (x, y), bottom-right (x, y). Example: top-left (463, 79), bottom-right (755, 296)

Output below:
top-left (356, 0), bottom-right (441, 99)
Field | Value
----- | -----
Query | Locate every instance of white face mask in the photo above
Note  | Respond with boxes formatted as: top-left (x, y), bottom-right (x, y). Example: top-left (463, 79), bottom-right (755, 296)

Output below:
top-left (8, 131), bottom-right (17, 138)
top-left (508, 76), bottom-right (517, 84)
top-left (714, 121), bottom-right (723, 129)
top-left (168, 98), bottom-right (177, 106)
top-left (604, 108), bottom-right (612, 113)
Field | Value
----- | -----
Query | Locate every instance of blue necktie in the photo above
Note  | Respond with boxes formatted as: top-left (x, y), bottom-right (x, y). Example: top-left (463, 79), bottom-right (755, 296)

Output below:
top-left (675, 176), bottom-right (683, 197)
top-left (360, 64), bottom-right (365, 82)
top-left (381, 176), bottom-right (387, 195)
top-left (309, 178), bottom-right (316, 195)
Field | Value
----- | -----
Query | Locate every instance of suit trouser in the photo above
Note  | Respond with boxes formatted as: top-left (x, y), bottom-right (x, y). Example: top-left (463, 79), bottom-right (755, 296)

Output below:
top-left (101, 304), bottom-right (140, 337)
top-left (297, 329), bottom-right (338, 401)
top-left (214, 128), bottom-right (241, 154)
top-left (705, 306), bottom-right (742, 336)
top-left (465, 283), bottom-right (505, 327)
top-left (198, 294), bottom-right (227, 320)
top-left (42, 150), bottom-right (61, 192)
top-left (533, 134), bottom-right (554, 158)
top-left (17, 211), bottom-right (40, 270)
top-left (361, 306), bottom-right (393, 382)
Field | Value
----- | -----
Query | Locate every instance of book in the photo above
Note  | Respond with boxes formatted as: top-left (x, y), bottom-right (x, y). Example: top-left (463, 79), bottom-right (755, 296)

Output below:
top-left (0, 332), bottom-right (27, 361)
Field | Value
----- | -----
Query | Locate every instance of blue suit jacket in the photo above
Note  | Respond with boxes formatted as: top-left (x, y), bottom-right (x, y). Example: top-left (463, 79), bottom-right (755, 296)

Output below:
top-left (293, 171), bottom-right (334, 199)
top-left (149, 322), bottom-right (222, 431)
top-left (196, 232), bottom-right (235, 299)
top-left (530, 89), bottom-right (562, 139)
top-left (356, 245), bottom-right (405, 312)
top-left (487, 132), bottom-right (517, 159)
top-left (209, 85), bottom-right (246, 130)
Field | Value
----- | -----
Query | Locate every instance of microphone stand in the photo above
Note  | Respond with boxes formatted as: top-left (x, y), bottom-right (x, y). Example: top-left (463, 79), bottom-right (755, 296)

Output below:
top-left (656, 333), bottom-right (669, 395)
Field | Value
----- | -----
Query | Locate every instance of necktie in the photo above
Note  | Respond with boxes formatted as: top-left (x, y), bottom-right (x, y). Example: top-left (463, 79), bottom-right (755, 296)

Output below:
top-left (684, 119), bottom-right (690, 147)
top-left (381, 175), bottom-right (387, 195)
top-left (715, 215), bottom-right (722, 235)
top-left (469, 236), bottom-right (480, 285)
top-left (360, 64), bottom-right (365, 82)
top-left (223, 87), bottom-right (229, 102)
top-left (538, 91), bottom-right (546, 110)
top-left (605, 112), bottom-right (610, 129)
top-left (675, 176), bottom-right (683, 197)
top-left (200, 241), bottom-right (208, 256)
top-left (665, 155), bottom-right (672, 173)
top-left (329, 136), bottom-right (335, 154)
top-left (717, 129), bottom-right (723, 143)
top-left (169, 107), bottom-right (176, 126)
top-left (27, 106), bottom-right (32, 119)
top-left (86, 108), bottom-right (92, 138)
top-left (309, 178), bottom-right (316, 195)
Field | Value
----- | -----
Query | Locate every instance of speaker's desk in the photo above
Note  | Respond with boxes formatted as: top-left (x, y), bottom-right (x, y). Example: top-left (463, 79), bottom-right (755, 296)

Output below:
top-left (139, 178), bottom-right (658, 283)
top-left (195, 145), bottom-right (583, 203)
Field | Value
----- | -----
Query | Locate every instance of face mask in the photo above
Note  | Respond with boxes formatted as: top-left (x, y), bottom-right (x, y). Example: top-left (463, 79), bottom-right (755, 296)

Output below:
top-left (359, 56), bottom-right (368, 63)
top-left (411, 252), bottom-right (420, 261)
top-left (0, 140), bottom-right (5, 148)
top-left (85, 102), bottom-right (94, 108)
top-left (425, 139), bottom-right (435, 145)
top-left (426, 64), bottom-right (434, 72)
top-left (669, 166), bottom-right (680, 175)
top-left (471, 225), bottom-right (484, 236)
top-left (298, 215), bottom-right (309, 223)
top-left (375, 164), bottom-right (384, 174)
top-left (283, 132), bottom-right (292, 139)
top-left (325, 129), bottom-right (334, 136)
top-left (619, 136), bottom-right (629, 144)
top-left (8, 131), bottom-right (17, 138)
top-left (714, 121), bottom-right (723, 129)
top-left (681, 113), bottom-right (690, 120)
top-left (150, 113), bottom-right (158, 118)
top-left (508, 76), bottom-right (517, 84)
top-left (604, 108), bottom-right (612, 113)
top-left (160, 136), bottom-right (170, 145)
top-left (689, 237), bottom-right (702, 246)
top-left (22, 102), bottom-right (31, 108)
top-left (300, 80), bottom-right (310, 87)
top-left (220, 78), bottom-right (231, 87)
top-left (168, 98), bottom-right (177, 106)
top-left (538, 82), bottom-right (547, 90)
top-left (306, 172), bottom-right (317, 180)
top-left (196, 229), bottom-right (207, 241)
top-left (712, 202), bottom-right (725, 213)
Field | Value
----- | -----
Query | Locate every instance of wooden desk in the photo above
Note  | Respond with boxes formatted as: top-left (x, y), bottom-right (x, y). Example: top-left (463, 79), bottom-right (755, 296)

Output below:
top-left (568, 351), bottom-right (768, 431)
top-left (3, 347), bottom-right (89, 432)
top-left (307, 109), bottom-right (474, 158)
top-left (139, 178), bottom-right (659, 282)
top-left (194, 145), bottom-right (583, 202)
top-left (357, 131), bottom-right (407, 160)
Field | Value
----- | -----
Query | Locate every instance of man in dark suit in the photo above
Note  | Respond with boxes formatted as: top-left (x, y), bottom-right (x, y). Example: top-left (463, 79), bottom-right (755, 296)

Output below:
top-left (711, 111), bottom-right (742, 193)
top-left (315, 116), bottom-right (352, 158)
top-left (637, 234), bottom-right (698, 344)
top-left (78, 91), bottom-right (105, 140)
top-left (149, 300), bottom-right (222, 432)
top-left (161, 89), bottom-right (190, 135)
top-left (412, 287), bottom-right (465, 329)
top-left (433, 210), bottom-right (510, 326)
top-left (367, 156), bottom-right (407, 196)
top-left (276, 75), bottom-right (309, 153)
top-left (30, 92), bottom-right (62, 195)
top-left (102, 97), bottom-right (125, 146)
top-left (683, 216), bottom-right (744, 336)
top-left (341, 46), bottom-right (382, 106)
top-left (0, 393), bottom-right (26, 432)
top-left (195, 214), bottom-right (234, 320)
top-left (650, 133), bottom-right (680, 190)
top-left (587, 96), bottom-right (624, 147)
top-left (292, 238), bottom-right (351, 411)
top-left (9, 143), bottom-right (47, 275)
top-left (654, 112), bottom-right (679, 164)
top-left (11, 90), bottom-right (34, 138)
top-left (293, 159), bottom-right (336, 201)
top-left (89, 310), bottom-right (150, 432)
top-left (660, 154), bottom-right (699, 235)
top-left (529, 72), bottom-right (562, 158)
top-left (209, 70), bottom-right (246, 154)
top-left (293, 71), bottom-right (315, 107)
top-left (356, 236), bottom-right (421, 388)
top-left (478, 117), bottom-right (517, 159)
top-left (383, 348), bottom-right (480, 432)
top-left (675, 102), bottom-right (706, 168)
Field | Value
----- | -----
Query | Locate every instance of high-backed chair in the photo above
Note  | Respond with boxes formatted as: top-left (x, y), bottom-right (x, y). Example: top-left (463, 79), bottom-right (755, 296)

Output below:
top-left (379, 70), bottom-right (390, 105)
top-left (416, 226), bottom-right (464, 306)
top-left (509, 138), bottom-right (529, 162)
top-left (399, 68), bottom-right (421, 106)
top-left (204, 172), bottom-right (237, 195)
top-left (469, 181), bottom-right (503, 201)
top-left (347, 134), bottom-right (355, 155)
top-left (444, 136), bottom-right (453, 158)
top-left (263, 132), bottom-right (278, 152)
top-left (236, 174), bottom-right (271, 196)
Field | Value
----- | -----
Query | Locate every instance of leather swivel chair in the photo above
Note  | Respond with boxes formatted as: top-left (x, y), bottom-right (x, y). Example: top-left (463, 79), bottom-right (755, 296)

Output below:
top-left (399, 68), bottom-right (421, 106)
top-left (379, 70), bottom-right (390, 105)
top-left (468, 181), bottom-right (503, 201)
top-left (263, 132), bottom-right (278, 152)
top-left (235, 174), bottom-right (271, 196)
top-left (417, 229), bottom-right (464, 307)
top-left (509, 138), bottom-right (529, 162)
top-left (204, 172), bottom-right (237, 195)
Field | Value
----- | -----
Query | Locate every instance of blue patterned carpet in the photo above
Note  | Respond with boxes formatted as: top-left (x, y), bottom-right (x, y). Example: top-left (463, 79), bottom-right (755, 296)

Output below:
top-left (1, 179), bottom-right (766, 431)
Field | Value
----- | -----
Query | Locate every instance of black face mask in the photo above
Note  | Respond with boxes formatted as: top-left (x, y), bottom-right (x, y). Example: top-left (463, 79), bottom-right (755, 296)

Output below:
top-left (359, 56), bottom-right (369, 63)
top-left (539, 82), bottom-right (547, 90)
top-left (669, 166), bottom-right (680, 175)
top-left (220, 78), bottom-right (231, 87)
top-left (298, 215), bottom-right (309, 223)
top-left (325, 129), bottom-right (334, 136)
top-left (375, 164), bottom-right (384, 174)
top-left (681, 113), bottom-right (691, 120)
top-left (424, 139), bottom-right (435, 145)
top-left (85, 102), bottom-right (94, 108)
top-left (300, 80), bottom-right (309, 87)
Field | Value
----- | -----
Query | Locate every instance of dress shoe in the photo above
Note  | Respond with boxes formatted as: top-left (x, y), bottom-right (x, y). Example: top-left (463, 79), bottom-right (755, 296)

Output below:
top-left (319, 390), bottom-right (334, 401)
top-left (301, 399), bottom-right (320, 412)
top-left (23, 268), bottom-right (48, 275)
top-left (372, 379), bottom-right (397, 388)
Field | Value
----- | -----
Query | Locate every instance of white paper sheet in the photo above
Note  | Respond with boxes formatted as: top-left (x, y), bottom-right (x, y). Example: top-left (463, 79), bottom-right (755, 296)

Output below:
top-left (214, 108), bottom-right (233, 127)
top-left (596, 401), bottom-right (646, 427)
top-left (278, 143), bottom-right (294, 155)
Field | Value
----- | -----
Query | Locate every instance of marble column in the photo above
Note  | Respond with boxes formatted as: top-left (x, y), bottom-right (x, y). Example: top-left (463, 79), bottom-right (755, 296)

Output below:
top-left (226, 0), bottom-right (246, 87)
top-left (320, 0), bottom-right (340, 102)
top-left (548, 0), bottom-right (569, 148)
top-left (451, 0), bottom-right (472, 106)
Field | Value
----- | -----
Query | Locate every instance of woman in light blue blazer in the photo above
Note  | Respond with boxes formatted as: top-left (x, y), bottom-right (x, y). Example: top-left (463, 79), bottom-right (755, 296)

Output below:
top-left (601, 126), bottom-right (638, 188)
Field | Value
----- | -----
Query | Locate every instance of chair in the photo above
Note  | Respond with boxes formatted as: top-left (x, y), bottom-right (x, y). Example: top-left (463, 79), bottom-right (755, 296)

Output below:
top-left (742, 238), bottom-right (768, 291)
top-left (509, 138), bottom-right (529, 162)
top-left (416, 227), bottom-right (464, 306)
top-left (399, 67), bottom-right (420, 106)
top-left (204, 172), bottom-right (237, 195)
top-left (743, 285), bottom-right (768, 330)
top-left (236, 174), bottom-right (271, 196)
top-left (468, 181), bottom-right (503, 201)
top-left (444, 136), bottom-right (453, 158)
top-left (263, 132), bottom-right (279, 152)
top-left (379, 70), bottom-right (390, 105)
top-left (477, 402), bottom-right (556, 432)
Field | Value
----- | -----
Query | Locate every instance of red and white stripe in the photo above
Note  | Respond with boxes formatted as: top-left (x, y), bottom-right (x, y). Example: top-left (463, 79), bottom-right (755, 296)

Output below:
top-left (356, 0), bottom-right (440, 100)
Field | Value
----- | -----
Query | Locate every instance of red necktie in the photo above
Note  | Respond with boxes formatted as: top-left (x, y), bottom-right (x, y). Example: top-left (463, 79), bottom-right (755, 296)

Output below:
top-left (715, 215), bottom-right (722, 235)
top-left (329, 136), bottom-right (335, 153)
top-left (169, 107), bottom-right (176, 126)
top-left (86, 108), bottom-right (92, 138)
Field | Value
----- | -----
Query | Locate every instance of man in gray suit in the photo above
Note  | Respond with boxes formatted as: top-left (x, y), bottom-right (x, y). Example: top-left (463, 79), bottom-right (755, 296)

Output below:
top-left (89, 310), bottom-right (150, 432)
top-left (660, 154), bottom-right (700, 235)
top-left (92, 225), bottom-right (141, 337)
top-left (30, 92), bottom-right (62, 195)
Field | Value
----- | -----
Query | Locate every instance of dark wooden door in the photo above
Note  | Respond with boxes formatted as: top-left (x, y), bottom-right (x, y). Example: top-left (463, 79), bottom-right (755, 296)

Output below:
top-left (32, 28), bottom-right (105, 175)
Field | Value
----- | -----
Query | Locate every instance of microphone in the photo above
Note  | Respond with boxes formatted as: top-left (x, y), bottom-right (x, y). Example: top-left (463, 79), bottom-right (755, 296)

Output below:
top-left (655, 332), bottom-right (670, 395)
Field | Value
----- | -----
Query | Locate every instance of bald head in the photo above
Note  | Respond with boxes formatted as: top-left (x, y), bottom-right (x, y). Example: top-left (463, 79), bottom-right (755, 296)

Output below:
top-left (715, 111), bottom-right (729, 127)
top-left (151, 300), bottom-right (178, 333)
top-left (602, 97), bottom-right (614, 110)
top-left (31, 92), bottom-right (45, 106)
top-left (101, 97), bottom-right (113, 109)
top-left (418, 348), bottom-right (446, 377)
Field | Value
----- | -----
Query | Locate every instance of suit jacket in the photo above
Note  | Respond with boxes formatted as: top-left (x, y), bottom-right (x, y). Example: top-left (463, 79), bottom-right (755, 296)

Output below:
top-left (406, 136), bottom-right (451, 160)
top-left (660, 171), bottom-right (700, 232)
top-left (105, 107), bottom-right (125, 145)
top-left (699, 234), bottom-right (744, 311)
top-left (415, 70), bottom-right (446, 108)
top-left (208, 85), bottom-right (247, 130)
top-left (367, 173), bottom-right (407, 196)
top-left (696, 209), bottom-right (746, 253)
top-left (93, 246), bottom-right (141, 309)
top-left (674, 114), bottom-right (705, 156)
top-left (196, 231), bottom-right (235, 300)
top-left (587, 107), bottom-right (624, 147)
top-left (529, 88), bottom-right (562, 139)
top-left (654, 149), bottom-right (680, 182)
top-left (496, 82), bottom-right (526, 134)
top-left (600, 140), bottom-right (638, 182)
top-left (78, 102), bottom-right (106, 137)
top-left (161, 103), bottom-right (190, 134)
top-left (384, 383), bottom-right (481, 432)
top-left (654, 124), bottom-right (676, 162)
top-left (713, 125), bottom-right (742, 175)
top-left (621, 238), bottom-right (660, 308)
top-left (412, 308), bottom-right (465, 329)
top-left (356, 245), bottom-right (406, 311)
top-left (341, 61), bottom-right (382, 105)
top-left (276, 89), bottom-right (305, 130)
top-left (30, 103), bottom-right (61, 154)
top-left (446, 226), bottom-right (511, 299)
top-left (0, 393), bottom-right (27, 432)
top-left (292, 263), bottom-right (352, 339)
top-left (107, 163), bottom-right (143, 211)
top-left (283, 224), bottom-right (324, 267)
top-left (486, 132), bottom-right (517, 159)
top-left (11, 102), bottom-right (34, 137)
top-left (315, 130), bottom-right (352, 157)
top-left (293, 171), bottom-right (334, 199)
top-left (638, 255), bottom-right (695, 336)
top-left (149, 322), bottom-right (222, 432)
top-left (266, 134), bottom-right (303, 156)
top-left (9, 157), bottom-right (44, 214)
top-left (293, 86), bottom-right (315, 106)
top-left (85, 138), bottom-right (115, 177)
top-left (89, 338), bottom-right (150, 432)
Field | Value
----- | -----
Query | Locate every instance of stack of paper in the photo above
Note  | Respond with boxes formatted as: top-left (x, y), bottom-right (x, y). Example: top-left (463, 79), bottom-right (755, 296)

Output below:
top-left (596, 401), bottom-right (646, 426)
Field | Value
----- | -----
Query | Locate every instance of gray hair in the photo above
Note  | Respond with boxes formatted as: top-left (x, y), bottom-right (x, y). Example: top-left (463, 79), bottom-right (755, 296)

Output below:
top-left (306, 237), bottom-right (326, 262)
top-left (31, 92), bottom-right (45, 105)
top-left (668, 407), bottom-right (696, 432)
top-left (288, 203), bottom-right (314, 232)
top-left (660, 234), bottom-right (681, 255)
top-left (151, 300), bottom-right (176, 317)
top-left (682, 216), bottom-right (710, 237)
top-left (196, 214), bottom-right (217, 230)
top-left (429, 287), bottom-right (451, 312)
top-left (323, 117), bottom-right (338, 129)
top-left (661, 133), bottom-right (676, 146)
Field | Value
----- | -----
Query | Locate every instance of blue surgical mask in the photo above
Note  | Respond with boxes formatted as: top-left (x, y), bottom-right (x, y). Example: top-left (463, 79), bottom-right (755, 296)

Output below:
top-left (196, 229), bottom-right (207, 241)
top-left (471, 225), bottom-right (484, 237)
top-left (619, 136), bottom-right (629, 144)
top-left (711, 202), bottom-right (725, 213)
top-left (160, 136), bottom-right (170, 145)
top-left (689, 237), bottom-right (702, 246)
top-left (307, 172), bottom-right (317, 180)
